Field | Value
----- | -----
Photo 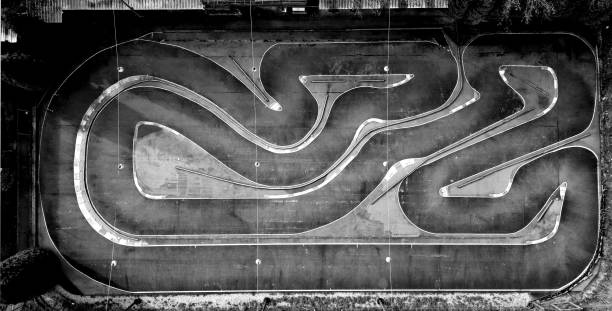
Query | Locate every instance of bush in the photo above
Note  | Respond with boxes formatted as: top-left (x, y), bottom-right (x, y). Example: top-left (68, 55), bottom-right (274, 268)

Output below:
top-left (0, 248), bottom-right (60, 304)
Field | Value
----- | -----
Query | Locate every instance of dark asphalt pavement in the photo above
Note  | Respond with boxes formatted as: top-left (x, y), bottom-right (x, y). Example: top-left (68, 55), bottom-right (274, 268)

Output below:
top-left (38, 31), bottom-right (599, 293)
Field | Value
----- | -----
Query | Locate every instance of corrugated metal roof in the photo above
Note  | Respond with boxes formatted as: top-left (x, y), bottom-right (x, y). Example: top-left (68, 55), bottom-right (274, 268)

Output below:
top-left (28, 0), bottom-right (447, 23)
top-left (1, 21), bottom-right (18, 42)
top-left (319, 0), bottom-right (447, 10)
top-left (29, 0), bottom-right (210, 23)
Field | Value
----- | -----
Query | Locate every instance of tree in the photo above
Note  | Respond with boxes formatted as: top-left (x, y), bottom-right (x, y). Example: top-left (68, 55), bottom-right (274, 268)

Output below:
top-left (449, 0), bottom-right (609, 26)
top-left (501, 0), bottom-right (555, 23)
top-left (0, 248), bottom-right (60, 304)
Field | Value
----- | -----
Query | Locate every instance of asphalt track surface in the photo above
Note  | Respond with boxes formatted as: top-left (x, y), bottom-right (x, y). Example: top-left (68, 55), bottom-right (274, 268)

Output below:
top-left (39, 30), bottom-right (599, 293)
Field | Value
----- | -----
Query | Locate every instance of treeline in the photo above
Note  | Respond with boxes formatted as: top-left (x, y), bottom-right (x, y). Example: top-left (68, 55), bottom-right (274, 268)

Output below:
top-left (449, 0), bottom-right (611, 28)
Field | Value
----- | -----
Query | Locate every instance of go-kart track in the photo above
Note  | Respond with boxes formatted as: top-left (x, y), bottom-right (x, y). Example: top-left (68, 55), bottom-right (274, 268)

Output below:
top-left (38, 30), bottom-right (601, 294)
